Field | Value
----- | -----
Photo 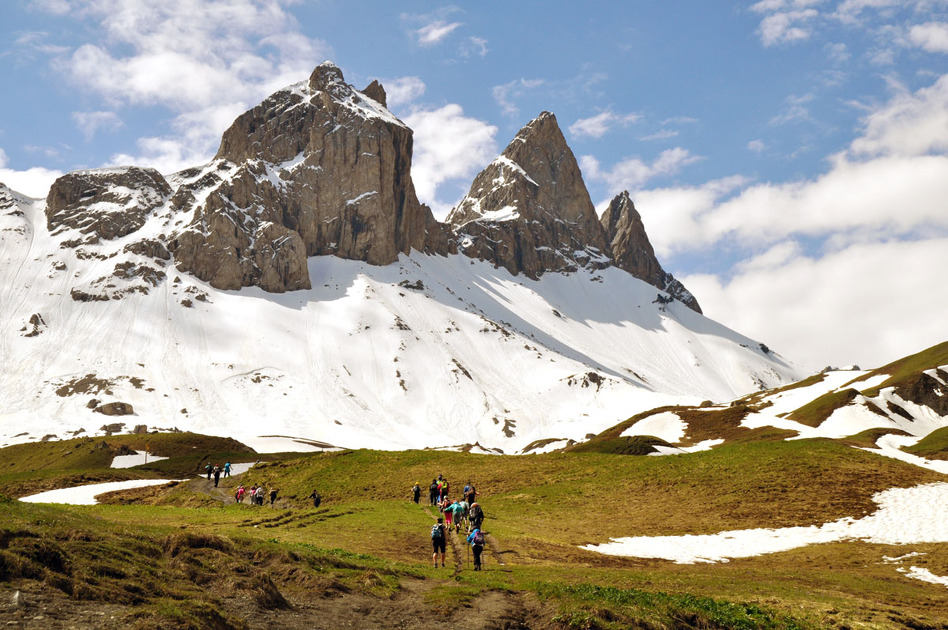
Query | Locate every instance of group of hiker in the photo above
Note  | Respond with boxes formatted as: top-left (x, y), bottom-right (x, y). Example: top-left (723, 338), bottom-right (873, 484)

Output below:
top-left (235, 484), bottom-right (278, 507)
top-left (204, 462), bottom-right (231, 487)
top-left (420, 475), bottom-right (487, 571)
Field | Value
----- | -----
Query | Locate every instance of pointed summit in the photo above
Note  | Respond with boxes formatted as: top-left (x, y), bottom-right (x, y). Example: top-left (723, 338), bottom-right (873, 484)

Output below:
top-left (173, 62), bottom-right (449, 292)
top-left (602, 191), bottom-right (702, 313)
top-left (447, 112), bottom-right (610, 279)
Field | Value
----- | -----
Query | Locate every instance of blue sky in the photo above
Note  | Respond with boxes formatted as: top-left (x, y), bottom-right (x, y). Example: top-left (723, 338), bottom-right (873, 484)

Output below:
top-left (1, 0), bottom-right (947, 370)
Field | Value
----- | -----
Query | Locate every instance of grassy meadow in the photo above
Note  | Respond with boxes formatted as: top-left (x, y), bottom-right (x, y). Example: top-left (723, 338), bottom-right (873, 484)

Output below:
top-left (2, 432), bottom-right (948, 628)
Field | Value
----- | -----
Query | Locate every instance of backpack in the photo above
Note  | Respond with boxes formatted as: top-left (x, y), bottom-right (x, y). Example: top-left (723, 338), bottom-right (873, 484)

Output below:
top-left (472, 530), bottom-right (484, 545)
top-left (431, 524), bottom-right (444, 540)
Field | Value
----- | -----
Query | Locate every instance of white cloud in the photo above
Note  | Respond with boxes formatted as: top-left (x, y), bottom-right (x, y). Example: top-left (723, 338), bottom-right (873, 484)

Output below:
top-left (491, 78), bottom-right (545, 117)
top-left (637, 71), bottom-right (948, 368)
top-left (582, 148), bottom-right (702, 200)
top-left (461, 36), bottom-right (489, 58)
top-left (415, 20), bottom-right (463, 46)
top-left (757, 9), bottom-right (820, 46)
top-left (402, 104), bottom-right (498, 218)
top-left (568, 111), bottom-right (641, 139)
top-left (35, 0), bottom-right (329, 173)
top-left (909, 22), bottom-right (948, 53)
top-left (0, 148), bottom-right (62, 198)
top-left (849, 73), bottom-right (948, 157)
top-left (382, 77), bottom-right (427, 109)
top-left (748, 139), bottom-right (767, 153)
top-left (681, 237), bottom-right (948, 370)
top-left (72, 111), bottom-right (123, 141)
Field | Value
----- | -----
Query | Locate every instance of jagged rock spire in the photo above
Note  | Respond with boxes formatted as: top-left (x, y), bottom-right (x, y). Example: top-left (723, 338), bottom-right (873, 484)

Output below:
top-left (601, 191), bottom-right (702, 313)
top-left (447, 111), bottom-right (611, 279)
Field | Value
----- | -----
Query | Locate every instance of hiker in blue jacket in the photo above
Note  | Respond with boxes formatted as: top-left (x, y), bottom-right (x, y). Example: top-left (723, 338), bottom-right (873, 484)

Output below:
top-left (467, 528), bottom-right (485, 570)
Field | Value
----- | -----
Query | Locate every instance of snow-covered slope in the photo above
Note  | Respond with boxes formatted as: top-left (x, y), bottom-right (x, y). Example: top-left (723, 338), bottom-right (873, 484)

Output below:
top-left (610, 342), bottom-right (948, 470)
top-left (0, 188), bottom-right (804, 452)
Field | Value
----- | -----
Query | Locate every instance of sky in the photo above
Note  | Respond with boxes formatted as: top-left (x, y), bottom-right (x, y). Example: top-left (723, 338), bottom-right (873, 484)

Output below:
top-left (1, 0), bottom-right (946, 372)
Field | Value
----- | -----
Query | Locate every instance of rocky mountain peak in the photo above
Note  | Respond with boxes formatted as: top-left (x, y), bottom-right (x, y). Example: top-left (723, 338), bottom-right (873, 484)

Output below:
top-left (173, 62), bottom-right (449, 292)
top-left (601, 190), bottom-right (702, 313)
top-left (447, 111), bottom-right (611, 279)
top-left (362, 80), bottom-right (387, 108)
top-left (46, 167), bottom-right (172, 245)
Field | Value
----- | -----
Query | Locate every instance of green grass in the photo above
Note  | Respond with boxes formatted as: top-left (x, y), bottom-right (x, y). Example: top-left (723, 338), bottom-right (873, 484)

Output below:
top-left (4, 433), bottom-right (948, 628)
top-left (858, 341), bottom-right (948, 397)
top-left (786, 388), bottom-right (859, 428)
top-left (904, 426), bottom-right (948, 460)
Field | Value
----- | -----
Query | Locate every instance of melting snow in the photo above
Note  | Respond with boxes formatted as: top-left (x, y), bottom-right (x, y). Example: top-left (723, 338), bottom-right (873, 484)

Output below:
top-left (583, 482), bottom-right (948, 564)
top-left (19, 479), bottom-right (183, 505)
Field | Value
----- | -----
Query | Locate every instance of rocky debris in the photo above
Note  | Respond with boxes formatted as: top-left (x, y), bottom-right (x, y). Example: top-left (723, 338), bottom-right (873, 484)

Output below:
top-left (448, 112), bottom-right (611, 279)
top-left (99, 422), bottom-right (127, 434)
top-left (601, 191), bottom-right (701, 313)
top-left (20, 313), bottom-right (46, 337)
top-left (96, 402), bottom-right (134, 416)
top-left (46, 167), bottom-right (172, 245)
top-left (132, 424), bottom-right (148, 434)
top-left (172, 62), bottom-right (449, 292)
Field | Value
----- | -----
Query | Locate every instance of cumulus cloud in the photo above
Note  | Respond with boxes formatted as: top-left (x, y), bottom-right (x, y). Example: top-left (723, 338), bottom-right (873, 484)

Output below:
top-left (402, 104), bottom-right (498, 218)
top-left (581, 148), bottom-right (701, 197)
top-left (681, 237), bottom-right (948, 370)
top-left (909, 22), bottom-right (948, 53)
top-left (35, 0), bottom-right (329, 173)
top-left (636, 70), bottom-right (948, 369)
top-left (568, 111), bottom-right (641, 139)
top-left (757, 9), bottom-right (820, 46)
top-left (382, 76), bottom-right (427, 108)
top-left (0, 148), bottom-right (62, 198)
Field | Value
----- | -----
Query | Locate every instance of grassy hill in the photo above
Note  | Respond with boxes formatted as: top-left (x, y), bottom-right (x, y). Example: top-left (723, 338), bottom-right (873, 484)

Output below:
top-left (2, 432), bottom-right (948, 628)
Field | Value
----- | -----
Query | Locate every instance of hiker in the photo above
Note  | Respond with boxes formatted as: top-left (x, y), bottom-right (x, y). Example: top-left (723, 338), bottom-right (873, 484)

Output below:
top-left (309, 489), bottom-right (321, 508)
top-left (447, 500), bottom-right (465, 532)
top-left (431, 517), bottom-right (447, 568)
top-left (205, 463), bottom-right (212, 480)
top-left (440, 478), bottom-right (450, 501)
top-left (411, 482), bottom-right (421, 504)
top-left (223, 462), bottom-right (231, 478)
top-left (465, 483), bottom-right (476, 504)
top-left (467, 528), bottom-right (485, 570)
top-left (457, 500), bottom-right (470, 531)
top-left (443, 499), bottom-right (456, 529)
top-left (255, 485), bottom-right (265, 506)
top-left (429, 479), bottom-right (438, 505)
top-left (469, 502), bottom-right (484, 530)
top-left (213, 465), bottom-right (221, 488)
top-left (235, 485), bottom-right (245, 503)
top-left (269, 488), bottom-right (278, 508)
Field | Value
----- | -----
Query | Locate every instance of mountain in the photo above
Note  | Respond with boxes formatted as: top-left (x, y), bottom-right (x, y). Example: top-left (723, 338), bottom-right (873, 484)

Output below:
top-left (0, 63), bottom-right (805, 453)
top-left (576, 341), bottom-right (948, 465)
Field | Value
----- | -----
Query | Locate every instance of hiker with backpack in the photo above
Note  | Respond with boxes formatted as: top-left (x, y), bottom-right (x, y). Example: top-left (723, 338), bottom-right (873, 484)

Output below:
top-left (309, 489), bottom-right (321, 508)
top-left (431, 517), bottom-right (447, 568)
top-left (429, 479), bottom-right (439, 505)
top-left (469, 502), bottom-right (484, 530)
top-left (467, 528), bottom-right (485, 570)
top-left (446, 500), bottom-right (465, 533)
top-left (411, 482), bottom-right (421, 504)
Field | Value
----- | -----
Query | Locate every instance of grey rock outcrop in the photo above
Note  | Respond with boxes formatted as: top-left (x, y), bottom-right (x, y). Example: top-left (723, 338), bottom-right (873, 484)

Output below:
top-left (46, 167), bottom-right (171, 245)
top-left (601, 191), bottom-right (701, 313)
top-left (447, 112), bottom-right (611, 279)
top-left (172, 62), bottom-right (449, 292)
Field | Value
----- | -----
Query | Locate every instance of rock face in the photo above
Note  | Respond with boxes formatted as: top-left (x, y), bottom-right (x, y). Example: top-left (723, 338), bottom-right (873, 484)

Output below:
top-left (601, 191), bottom-right (702, 313)
top-left (171, 62), bottom-right (449, 292)
top-left (447, 112), bottom-right (611, 279)
top-left (46, 167), bottom-right (172, 245)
